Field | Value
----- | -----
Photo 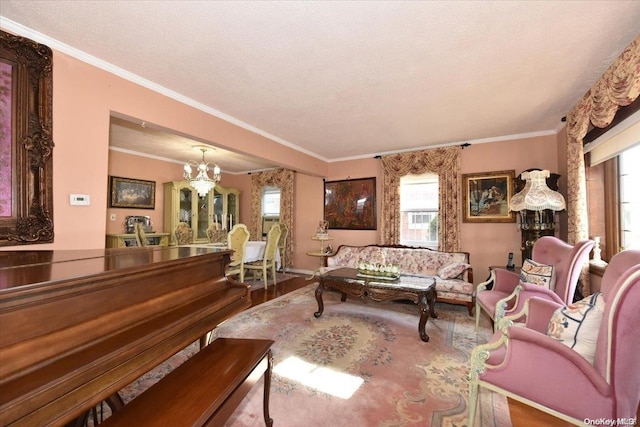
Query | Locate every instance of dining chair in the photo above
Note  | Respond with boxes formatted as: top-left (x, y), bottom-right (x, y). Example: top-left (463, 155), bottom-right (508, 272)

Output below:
top-left (475, 236), bottom-right (594, 331)
top-left (134, 223), bottom-right (148, 247)
top-left (277, 222), bottom-right (289, 272)
top-left (174, 222), bottom-right (194, 245)
top-left (244, 223), bottom-right (281, 290)
top-left (226, 224), bottom-right (250, 282)
top-left (468, 249), bottom-right (640, 426)
top-left (206, 223), bottom-right (227, 244)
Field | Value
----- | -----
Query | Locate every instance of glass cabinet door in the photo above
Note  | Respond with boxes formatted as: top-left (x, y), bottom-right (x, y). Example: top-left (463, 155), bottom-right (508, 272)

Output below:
top-left (179, 187), bottom-right (193, 228)
top-left (228, 193), bottom-right (237, 228)
top-left (196, 194), bottom-right (210, 240)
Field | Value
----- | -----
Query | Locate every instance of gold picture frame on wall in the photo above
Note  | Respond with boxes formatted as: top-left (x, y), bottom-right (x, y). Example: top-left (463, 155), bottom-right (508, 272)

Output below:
top-left (109, 176), bottom-right (156, 209)
top-left (462, 170), bottom-right (516, 223)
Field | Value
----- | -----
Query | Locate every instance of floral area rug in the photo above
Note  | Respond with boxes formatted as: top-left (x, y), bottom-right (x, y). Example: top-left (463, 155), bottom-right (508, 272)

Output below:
top-left (115, 283), bottom-right (509, 427)
top-left (214, 284), bottom-right (511, 427)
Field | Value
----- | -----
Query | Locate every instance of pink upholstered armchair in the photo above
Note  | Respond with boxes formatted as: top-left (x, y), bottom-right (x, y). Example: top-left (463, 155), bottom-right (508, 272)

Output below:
top-left (468, 249), bottom-right (640, 426)
top-left (475, 236), bottom-right (594, 331)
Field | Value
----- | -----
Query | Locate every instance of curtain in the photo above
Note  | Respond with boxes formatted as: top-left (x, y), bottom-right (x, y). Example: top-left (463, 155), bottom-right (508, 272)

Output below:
top-left (565, 35), bottom-right (640, 293)
top-left (380, 146), bottom-right (461, 252)
top-left (250, 169), bottom-right (295, 267)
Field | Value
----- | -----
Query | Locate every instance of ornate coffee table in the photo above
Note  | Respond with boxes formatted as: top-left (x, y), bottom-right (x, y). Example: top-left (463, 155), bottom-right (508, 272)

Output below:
top-left (314, 267), bottom-right (437, 342)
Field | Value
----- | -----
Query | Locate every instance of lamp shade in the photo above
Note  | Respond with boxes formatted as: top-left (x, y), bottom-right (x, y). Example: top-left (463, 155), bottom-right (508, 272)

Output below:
top-left (509, 170), bottom-right (566, 212)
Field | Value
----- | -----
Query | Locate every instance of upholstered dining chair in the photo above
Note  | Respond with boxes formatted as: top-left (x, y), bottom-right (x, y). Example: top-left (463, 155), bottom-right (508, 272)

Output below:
top-left (174, 222), bottom-right (194, 245)
top-left (475, 236), bottom-right (594, 331)
top-left (277, 222), bottom-right (289, 272)
top-left (244, 223), bottom-right (281, 290)
top-left (468, 249), bottom-right (640, 426)
top-left (134, 223), bottom-right (148, 247)
top-left (206, 223), bottom-right (227, 245)
top-left (225, 224), bottom-right (250, 282)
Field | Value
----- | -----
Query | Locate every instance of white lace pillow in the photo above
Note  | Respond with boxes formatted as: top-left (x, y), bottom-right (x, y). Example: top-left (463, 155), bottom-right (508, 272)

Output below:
top-left (519, 259), bottom-right (555, 290)
top-left (547, 292), bottom-right (604, 364)
top-left (437, 263), bottom-right (470, 280)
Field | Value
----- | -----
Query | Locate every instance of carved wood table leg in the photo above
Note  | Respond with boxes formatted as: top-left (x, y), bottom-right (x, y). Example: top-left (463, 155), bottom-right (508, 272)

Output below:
top-left (418, 292), bottom-right (430, 342)
top-left (314, 281), bottom-right (325, 318)
top-left (263, 350), bottom-right (274, 427)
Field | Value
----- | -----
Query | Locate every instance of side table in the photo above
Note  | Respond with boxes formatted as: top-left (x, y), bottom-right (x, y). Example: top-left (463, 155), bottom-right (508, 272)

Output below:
top-left (306, 235), bottom-right (334, 279)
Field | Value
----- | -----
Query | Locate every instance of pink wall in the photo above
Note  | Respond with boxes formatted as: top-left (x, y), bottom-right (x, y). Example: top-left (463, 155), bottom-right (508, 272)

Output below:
top-left (460, 135), bottom-right (560, 281)
top-left (3, 48), bottom-right (568, 284)
top-left (0, 49), bottom-right (324, 250)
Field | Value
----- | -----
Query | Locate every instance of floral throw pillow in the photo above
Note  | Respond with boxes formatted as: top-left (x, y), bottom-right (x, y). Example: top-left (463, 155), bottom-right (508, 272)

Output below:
top-left (547, 292), bottom-right (604, 364)
top-left (519, 259), bottom-right (555, 290)
top-left (437, 263), bottom-right (470, 280)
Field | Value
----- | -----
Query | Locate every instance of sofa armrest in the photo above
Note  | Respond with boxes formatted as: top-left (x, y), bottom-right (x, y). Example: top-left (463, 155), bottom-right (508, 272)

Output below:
top-left (462, 266), bottom-right (474, 284)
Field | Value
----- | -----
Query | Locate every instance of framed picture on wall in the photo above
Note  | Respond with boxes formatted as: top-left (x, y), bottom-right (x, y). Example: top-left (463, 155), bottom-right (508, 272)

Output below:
top-left (109, 176), bottom-right (156, 209)
top-left (324, 177), bottom-right (376, 230)
top-left (462, 170), bottom-right (516, 223)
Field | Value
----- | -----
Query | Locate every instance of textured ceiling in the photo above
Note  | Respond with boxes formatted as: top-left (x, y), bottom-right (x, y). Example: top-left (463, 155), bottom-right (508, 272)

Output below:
top-left (1, 1), bottom-right (639, 172)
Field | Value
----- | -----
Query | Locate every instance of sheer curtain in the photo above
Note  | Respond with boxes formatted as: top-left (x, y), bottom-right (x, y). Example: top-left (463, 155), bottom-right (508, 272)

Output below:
top-left (565, 35), bottom-right (639, 292)
top-left (250, 169), bottom-right (295, 267)
top-left (380, 147), bottom-right (461, 252)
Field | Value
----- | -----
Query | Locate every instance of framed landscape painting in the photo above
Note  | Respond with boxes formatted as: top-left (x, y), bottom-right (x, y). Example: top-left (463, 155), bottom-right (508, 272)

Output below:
top-left (324, 177), bottom-right (376, 230)
top-left (462, 170), bottom-right (515, 223)
top-left (109, 176), bottom-right (156, 209)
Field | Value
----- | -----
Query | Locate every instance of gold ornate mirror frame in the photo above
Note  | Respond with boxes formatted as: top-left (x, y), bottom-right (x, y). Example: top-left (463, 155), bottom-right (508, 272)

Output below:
top-left (0, 30), bottom-right (54, 246)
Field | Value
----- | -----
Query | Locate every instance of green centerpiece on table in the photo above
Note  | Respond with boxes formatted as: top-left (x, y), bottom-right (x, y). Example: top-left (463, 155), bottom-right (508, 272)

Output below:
top-left (357, 261), bottom-right (400, 279)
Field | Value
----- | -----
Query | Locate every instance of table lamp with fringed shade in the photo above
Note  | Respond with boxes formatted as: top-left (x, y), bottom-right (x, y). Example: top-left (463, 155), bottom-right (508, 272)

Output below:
top-left (509, 169), bottom-right (566, 261)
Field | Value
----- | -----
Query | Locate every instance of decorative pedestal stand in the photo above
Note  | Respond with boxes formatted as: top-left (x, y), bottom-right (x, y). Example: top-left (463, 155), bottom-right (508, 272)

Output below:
top-left (306, 234), bottom-right (334, 279)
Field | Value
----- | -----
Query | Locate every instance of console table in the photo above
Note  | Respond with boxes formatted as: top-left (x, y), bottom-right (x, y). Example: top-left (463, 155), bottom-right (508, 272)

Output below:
top-left (106, 233), bottom-right (170, 248)
top-left (314, 267), bottom-right (437, 342)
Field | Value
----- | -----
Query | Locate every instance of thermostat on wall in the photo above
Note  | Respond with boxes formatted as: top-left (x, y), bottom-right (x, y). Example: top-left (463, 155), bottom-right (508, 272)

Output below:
top-left (70, 194), bottom-right (91, 206)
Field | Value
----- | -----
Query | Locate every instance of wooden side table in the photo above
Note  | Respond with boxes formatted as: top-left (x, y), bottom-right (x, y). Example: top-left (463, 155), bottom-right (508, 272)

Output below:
top-left (306, 235), bottom-right (334, 279)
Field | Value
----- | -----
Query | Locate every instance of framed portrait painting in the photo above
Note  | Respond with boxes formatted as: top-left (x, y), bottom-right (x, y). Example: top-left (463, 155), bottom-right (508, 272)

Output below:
top-left (324, 177), bottom-right (376, 230)
top-left (462, 170), bottom-right (516, 223)
top-left (109, 176), bottom-right (156, 209)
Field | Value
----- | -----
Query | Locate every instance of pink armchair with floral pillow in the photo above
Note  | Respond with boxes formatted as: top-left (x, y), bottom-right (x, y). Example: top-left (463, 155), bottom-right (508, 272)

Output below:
top-left (475, 236), bottom-right (594, 331)
top-left (468, 249), bottom-right (640, 426)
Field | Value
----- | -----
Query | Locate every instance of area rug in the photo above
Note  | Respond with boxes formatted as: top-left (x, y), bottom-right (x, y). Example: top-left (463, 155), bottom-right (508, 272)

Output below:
top-left (216, 284), bottom-right (510, 427)
top-left (116, 284), bottom-right (510, 427)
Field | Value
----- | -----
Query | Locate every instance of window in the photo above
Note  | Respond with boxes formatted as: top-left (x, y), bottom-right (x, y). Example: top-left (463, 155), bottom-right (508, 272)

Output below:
top-left (262, 186), bottom-right (281, 217)
top-left (399, 174), bottom-right (438, 248)
top-left (619, 144), bottom-right (640, 250)
top-left (587, 144), bottom-right (640, 262)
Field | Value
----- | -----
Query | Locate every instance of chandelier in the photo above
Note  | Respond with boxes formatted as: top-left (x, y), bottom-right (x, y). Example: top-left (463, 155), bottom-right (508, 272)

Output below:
top-left (183, 146), bottom-right (221, 198)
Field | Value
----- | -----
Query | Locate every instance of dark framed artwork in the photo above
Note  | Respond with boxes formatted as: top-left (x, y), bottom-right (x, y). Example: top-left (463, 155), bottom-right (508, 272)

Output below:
top-left (109, 176), bottom-right (156, 209)
top-left (462, 170), bottom-right (516, 223)
top-left (324, 177), bottom-right (376, 230)
top-left (0, 31), bottom-right (54, 246)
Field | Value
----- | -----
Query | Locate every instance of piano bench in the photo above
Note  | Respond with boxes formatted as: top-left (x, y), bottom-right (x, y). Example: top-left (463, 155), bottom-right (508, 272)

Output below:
top-left (101, 338), bottom-right (274, 427)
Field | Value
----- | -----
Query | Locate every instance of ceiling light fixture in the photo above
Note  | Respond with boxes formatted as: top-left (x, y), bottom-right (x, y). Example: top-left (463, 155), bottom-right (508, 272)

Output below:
top-left (183, 145), bottom-right (221, 198)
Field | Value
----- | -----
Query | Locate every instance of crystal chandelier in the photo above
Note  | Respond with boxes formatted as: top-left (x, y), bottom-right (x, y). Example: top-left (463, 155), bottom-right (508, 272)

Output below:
top-left (183, 146), bottom-right (221, 198)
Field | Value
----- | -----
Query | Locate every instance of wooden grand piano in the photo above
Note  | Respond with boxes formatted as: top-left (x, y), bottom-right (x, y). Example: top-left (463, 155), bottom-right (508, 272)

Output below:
top-left (0, 246), bottom-right (250, 426)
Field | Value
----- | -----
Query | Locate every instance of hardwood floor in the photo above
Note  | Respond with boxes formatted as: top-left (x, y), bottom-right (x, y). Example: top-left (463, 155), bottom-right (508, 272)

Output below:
top-left (249, 275), bottom-right (571, 427)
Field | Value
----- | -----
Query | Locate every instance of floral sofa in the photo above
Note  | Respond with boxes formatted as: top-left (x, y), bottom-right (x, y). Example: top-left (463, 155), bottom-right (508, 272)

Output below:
top-left (324, 244), bottom-right (475, 315)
